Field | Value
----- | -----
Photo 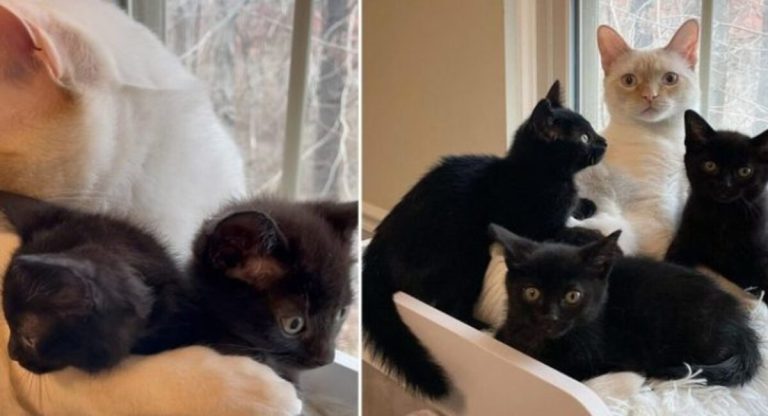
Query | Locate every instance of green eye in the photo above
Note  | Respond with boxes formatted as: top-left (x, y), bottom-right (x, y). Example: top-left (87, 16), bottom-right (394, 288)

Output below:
top-left (280, 316), bottom-right (305, 335)
top-left (702, 161), bottom-right (718, 174)
top-left (738, 166), bottom-right (753, 178)
top-left (523, 287), bottom-right (540, 302)
top-left (564, 290), bottom-right (582, 305)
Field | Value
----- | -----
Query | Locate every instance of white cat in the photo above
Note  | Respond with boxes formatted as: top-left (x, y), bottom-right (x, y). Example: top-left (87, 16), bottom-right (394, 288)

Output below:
top-left (573, 19), bottom-right (700, 258)
top-left (0, 0), bottom-right (301, 414)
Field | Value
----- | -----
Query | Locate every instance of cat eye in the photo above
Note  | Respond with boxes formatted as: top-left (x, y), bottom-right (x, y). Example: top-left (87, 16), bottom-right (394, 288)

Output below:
top-left (661, 72), bottom-right (679, 86)
top-left (702, 161), bottom-right (719, 174)
top-left (336, 307), bottom-right (348, 322)
top-left (20, 335), bottom-right (36, 349)
top-left (738, 166), bottom-right (753, 178)
top-left (522, 287), bottom-right (540, 302)
top-left (280, 316), bottom-right (305, 336)
top-left (563, 290), bottom-right (582, 305)
top-left (579, 134), bottom-right (589, 144)
top-left (620, 73), bottom-right (637, 87)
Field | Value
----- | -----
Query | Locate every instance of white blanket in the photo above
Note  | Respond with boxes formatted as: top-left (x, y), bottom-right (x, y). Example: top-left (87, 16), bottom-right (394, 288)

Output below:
top-left (476, 244), bottom-right (768, 416)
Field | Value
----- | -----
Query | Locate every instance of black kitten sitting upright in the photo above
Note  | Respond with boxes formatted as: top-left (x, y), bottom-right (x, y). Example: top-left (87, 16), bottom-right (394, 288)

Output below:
top-left (190, 198), bottom-right (358, 383)
top-left (666, 110), bottom-right (768, 296)
top-left (363, 81), bottom-right (607, 398)
top-left (491, 224), bottom-right (760, 386)
top-left (0, 191), bottom-right (193, 374)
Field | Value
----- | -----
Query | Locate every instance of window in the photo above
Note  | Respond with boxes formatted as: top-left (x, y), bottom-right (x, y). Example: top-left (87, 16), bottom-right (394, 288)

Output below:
top-left (579, 0), bottom-right (768, 134)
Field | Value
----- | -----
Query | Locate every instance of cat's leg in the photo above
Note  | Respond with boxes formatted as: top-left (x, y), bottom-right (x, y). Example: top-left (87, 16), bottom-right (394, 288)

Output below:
top-left (572, 198), bottom-right (597, 220)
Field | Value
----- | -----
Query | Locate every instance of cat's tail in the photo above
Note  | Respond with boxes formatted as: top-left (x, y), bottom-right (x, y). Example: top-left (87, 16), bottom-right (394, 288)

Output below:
top-left (362, 243), bottom-right (451, 399)
top-left (655, 327), bottom-right (761, 386)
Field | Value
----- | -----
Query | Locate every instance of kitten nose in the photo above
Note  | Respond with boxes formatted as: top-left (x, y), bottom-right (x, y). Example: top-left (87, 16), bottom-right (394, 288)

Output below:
top-left (642, 91), bottom-right (658, 102)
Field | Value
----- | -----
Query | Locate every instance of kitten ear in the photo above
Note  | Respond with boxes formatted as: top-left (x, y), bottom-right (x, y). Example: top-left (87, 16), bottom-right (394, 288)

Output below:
top-left (308, 201), bottom-right (359, 244)
top-left (751, 128), bottom-right (768, 161)
top-left (12, 254), bottom-right (97, 314)
top-left (684, 110), bottom-right (715, 150)
top-left (665, 19), bottom-right (699, 69)
top-left (579, 230), bottom-right (621, 278)
top-left (597, 25), bottom-right (630, 73)
top-left (200, 211), bottom-right (288, 290)
top-left (0, 4), bottom-right (62, 81)
top-left (488, 223), bottom-right (537, 270)
top-left (545, 80), bottom-right (563, 108)
top-left (529, 98), bottom-right (555, 141)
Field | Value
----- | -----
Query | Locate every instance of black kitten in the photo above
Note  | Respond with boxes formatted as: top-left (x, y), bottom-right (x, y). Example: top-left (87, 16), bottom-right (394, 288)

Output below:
top-left (363, 80), bottom-right (607, 398)
top-left (0, 192), bottom-right (193, 374)
top-left (190, 197), bottom-right (358, 383)
top-left (492, 224), bottom-right (760, 386)
top-left (666, 110), bottom-right (768, 296)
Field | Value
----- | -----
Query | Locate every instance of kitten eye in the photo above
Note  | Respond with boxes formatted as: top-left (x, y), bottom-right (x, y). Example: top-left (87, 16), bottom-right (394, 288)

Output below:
top-left (522, 287), bottom-right (540, 302)
top-left (579, 134), bottom-right (589, 144)
top-left (620, 73), bottom-right (637, 87)
top-left (564, 290), bottom-right (582, 305)
top-left (280, 316), bottom-right (305, 336)
top-left (702, 161), bottom-right (718, 174)
top-left (738, 166), bottom-right (753, 178)
top-left (336, 307), bottom-right (348, 322)
top-left (20, 335), bottom-right (36, 349)
top-left (662, 72), bottom-right (679, 86)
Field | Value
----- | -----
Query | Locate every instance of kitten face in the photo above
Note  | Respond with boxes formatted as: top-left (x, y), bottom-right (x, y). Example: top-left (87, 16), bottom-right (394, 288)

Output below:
top-left (2, 254), bottom-right (150, 374)
top-left (599, 20), bottom-right (699, 124)
top-left (684, 110), bottom-right (768, 203)
top-left (194, 200), bottom-right (358, 371)
top-left (525, 81), bottom-right (607, 172)
top-left (489, 224), bottom-right (620, 342)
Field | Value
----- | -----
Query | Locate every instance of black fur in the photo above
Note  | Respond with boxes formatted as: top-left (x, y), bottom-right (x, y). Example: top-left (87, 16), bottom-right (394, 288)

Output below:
top-left (492, 224), bottom-right (761, 386)
top-left (189, 197), bottom-right (358, 383)
top-left (0, 191), bottom-right (193, 374)
top-left (667, 110), bottom-right (768, 296)
top-left (362, 81), bottom-right (607, 398)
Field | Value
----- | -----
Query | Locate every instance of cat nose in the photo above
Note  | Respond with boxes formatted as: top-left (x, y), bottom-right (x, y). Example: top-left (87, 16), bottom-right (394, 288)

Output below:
top-left (642, 91), bottom-right (658, 102)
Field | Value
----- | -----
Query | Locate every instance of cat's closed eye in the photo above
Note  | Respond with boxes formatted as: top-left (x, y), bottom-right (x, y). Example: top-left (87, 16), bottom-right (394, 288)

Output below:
top-left (702, 161), bottom-right (719, 174)
top-left (620, 73), bottom-right (637, 88)
top-left (661, 72), bottom-right (679, 86)
top-left (522, 287), bottom-right (540, 302)
top-left (280, 316), bottom-right (305, 336)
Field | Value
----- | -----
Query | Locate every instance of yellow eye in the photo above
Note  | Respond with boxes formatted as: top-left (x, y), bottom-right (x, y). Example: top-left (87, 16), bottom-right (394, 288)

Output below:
top-left (702, 161), bottom-right (718, 174)
top-left (738, 166), bottom-right (753, 178)
top-left (662, 72), bottom-right (679, 85)
top-left (564, 291), bottom-right (582, 305)
top-left (620, 73), bottom-right (637, 87)
top-left (523, 287), bottom-right (540, 302)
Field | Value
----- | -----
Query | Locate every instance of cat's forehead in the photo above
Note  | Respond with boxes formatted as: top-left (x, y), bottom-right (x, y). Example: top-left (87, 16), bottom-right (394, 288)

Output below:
top-left (512, 247), bottom-right (586, 282)
top-left (607, 49), bottom-right (692, 78)
top-left (693, 133), bottom-right (754, 161)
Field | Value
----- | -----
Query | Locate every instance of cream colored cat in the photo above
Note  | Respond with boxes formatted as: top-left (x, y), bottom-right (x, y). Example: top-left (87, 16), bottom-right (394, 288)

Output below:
top-left (0, 0), bottom-right (301, 414)
top-left (573, 19), bottom-right (700, 258)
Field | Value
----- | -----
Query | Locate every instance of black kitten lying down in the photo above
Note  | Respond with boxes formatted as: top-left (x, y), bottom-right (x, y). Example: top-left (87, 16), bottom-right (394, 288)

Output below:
top-left (667, 110), bottom-right (768, 297)
top-left (491, 224), bottom-right (760, 386)
top-left (364, 80), bottom-right (607, 398)
top-left (0, 191), bottom-right (193, 374)
top-left (189, 198), bottom-right (358, 383)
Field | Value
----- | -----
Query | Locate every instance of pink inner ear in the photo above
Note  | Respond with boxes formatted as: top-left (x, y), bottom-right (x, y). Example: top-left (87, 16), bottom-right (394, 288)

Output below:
top-left (0, 4), bottom-right (62, 80)
top-left (665, 19), bottom-right (699, 68)
top-left (597, 25), bottom-right (630, 73)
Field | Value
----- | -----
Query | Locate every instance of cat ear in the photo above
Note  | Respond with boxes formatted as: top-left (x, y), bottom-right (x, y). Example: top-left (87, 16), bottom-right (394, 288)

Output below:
top-left (488, 223), bottom-right (537, 270)
top-left (579, 230), bottom-right (621, 278)
top-left (684, 110), bottom-right (715, 150)
top-left (530, 98), bottom-right (555, 141)
top-left (0, 4), bottom-right (62, 81)
top-left (545, 80), bottom-right (563, 108)
top-left (201, 211), bottom-right (289, 290)
top-left (12, 254), bottom-right (98, 314)
top-left (308, 201), bottom-right (359, 244)
top-left (751, 128), bottom-right (768, 161)
top-left (665, 19), bottom-right (699, 69)
top-left (597, 25), bottom-right (630, 73)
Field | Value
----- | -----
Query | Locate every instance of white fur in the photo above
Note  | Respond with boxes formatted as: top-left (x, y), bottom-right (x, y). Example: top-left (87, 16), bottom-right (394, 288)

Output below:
top-left (478, 246), bottom-right (768, 416)
top-left (575, 22), bottom-right (700, 258)
top-left (0, 1), bottom-right (302, 414)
